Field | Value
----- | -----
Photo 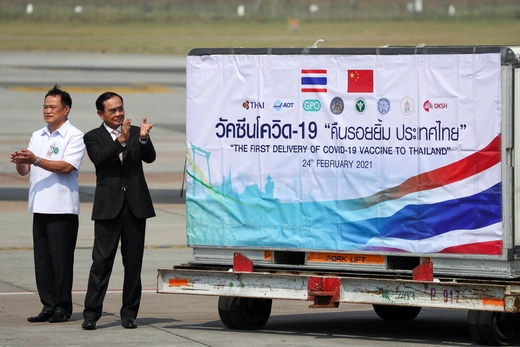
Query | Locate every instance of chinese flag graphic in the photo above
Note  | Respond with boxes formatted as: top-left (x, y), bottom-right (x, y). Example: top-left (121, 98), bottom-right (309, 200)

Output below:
top-left (348, 70), bottom-right (374, 93)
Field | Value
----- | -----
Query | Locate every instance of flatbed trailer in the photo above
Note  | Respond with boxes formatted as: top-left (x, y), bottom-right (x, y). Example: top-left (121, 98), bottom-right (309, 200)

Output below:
top-left (158, 46), bottom-right (520, 345)
top-left (159, 251), bottom-right (520, 345)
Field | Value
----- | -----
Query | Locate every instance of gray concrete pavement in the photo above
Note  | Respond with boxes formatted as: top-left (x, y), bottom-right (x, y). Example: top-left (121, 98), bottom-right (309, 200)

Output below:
top-left (0, 50), bottom-right (187, 72)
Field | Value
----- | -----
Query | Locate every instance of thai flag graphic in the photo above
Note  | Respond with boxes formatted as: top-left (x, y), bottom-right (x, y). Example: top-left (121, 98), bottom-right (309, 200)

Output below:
top-left (301, 69), bottom-right (327, 93)
top-left (353, 134), bottom-right (503, 255)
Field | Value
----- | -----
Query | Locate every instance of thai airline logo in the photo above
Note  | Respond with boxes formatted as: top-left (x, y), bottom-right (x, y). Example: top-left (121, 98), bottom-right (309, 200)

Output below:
top-left (242, 100), bottom-right (264, 110)
top-left (301, 69), bottom-right (327, 93)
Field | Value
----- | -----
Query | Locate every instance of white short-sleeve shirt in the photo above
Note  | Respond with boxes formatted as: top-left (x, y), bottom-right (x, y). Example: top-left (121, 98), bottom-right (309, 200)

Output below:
top-left (27, 120), bottom-right (86, 214)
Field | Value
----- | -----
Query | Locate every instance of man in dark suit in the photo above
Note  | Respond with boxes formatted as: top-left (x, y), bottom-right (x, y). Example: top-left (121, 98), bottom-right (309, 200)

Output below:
top-left (82, 92), bottom-right (156, 330)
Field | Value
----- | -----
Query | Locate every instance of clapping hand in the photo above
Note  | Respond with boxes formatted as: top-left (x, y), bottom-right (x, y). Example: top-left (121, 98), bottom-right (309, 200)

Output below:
top-left (118, 118), bottom-right (131, 143)
top-left (10, 148), bottom-right (36, 165)
top-left (140, 117), bottom-right (154, 140)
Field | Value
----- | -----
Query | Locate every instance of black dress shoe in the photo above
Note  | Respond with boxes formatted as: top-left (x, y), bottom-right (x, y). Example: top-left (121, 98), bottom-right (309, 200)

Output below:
top-left (28, 311), bottom-right (53, 323)
top-left (48, 308), bottom-right (68, 323)
top-left (121, 317), bottom-right (137, 329)
top-left (82, 319), bottom-right (96, 330)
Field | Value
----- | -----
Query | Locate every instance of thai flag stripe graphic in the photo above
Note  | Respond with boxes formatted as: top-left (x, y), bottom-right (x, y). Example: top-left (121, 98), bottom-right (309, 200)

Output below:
top-left (336, 134), bottom-right (501, 211)
top-left (323, 162), bottom-right (500, 223)
top-left (363, 227), bottom-right (502, 254)
top-left (301, 69), bottom-right (327, 93)
top-left (325, 134), bottom-right (503, 255)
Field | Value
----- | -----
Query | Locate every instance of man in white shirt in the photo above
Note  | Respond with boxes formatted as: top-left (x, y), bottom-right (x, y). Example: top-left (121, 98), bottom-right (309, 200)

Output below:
top-left (9, 85), bottom-right (86, 323)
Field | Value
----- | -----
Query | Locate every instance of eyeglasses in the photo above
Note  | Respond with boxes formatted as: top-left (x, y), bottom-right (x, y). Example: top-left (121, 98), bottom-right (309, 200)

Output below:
top-left (107, 106), bottom-right (124, 115)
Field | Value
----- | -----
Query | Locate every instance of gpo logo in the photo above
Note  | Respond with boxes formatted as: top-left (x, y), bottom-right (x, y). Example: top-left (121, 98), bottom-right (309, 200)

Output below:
top-left (303, 99), bottom-right (321, 112)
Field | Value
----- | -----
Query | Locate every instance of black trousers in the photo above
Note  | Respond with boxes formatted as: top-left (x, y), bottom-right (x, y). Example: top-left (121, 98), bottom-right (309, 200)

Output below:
top-left (33, 213), bottom-right (78, 318)
top-left (83, 201), bottom-right (146, 321)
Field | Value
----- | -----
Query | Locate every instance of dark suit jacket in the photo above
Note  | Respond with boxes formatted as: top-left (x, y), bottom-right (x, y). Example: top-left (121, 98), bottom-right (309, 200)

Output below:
top-left (84, 124), bottom-right (156, 221)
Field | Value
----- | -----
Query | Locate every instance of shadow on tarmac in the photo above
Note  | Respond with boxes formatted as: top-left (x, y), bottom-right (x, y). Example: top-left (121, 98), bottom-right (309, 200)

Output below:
top-left (0, 187), bottom-right (186, 204)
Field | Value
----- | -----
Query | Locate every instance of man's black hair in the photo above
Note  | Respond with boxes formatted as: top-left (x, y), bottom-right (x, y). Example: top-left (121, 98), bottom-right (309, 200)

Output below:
top-left (45, 84), bottom-right (72, 109)
top-left (95, 92), bottom-right (124, 112)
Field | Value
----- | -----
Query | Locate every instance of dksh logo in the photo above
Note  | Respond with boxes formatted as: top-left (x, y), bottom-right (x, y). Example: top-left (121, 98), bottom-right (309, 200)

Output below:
top-left (423, 100), bottom-right (448, 112)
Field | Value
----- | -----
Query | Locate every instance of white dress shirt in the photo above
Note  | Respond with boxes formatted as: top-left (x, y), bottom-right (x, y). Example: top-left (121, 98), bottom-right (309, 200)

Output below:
top-left (27, 120), bottom-right (85, 214)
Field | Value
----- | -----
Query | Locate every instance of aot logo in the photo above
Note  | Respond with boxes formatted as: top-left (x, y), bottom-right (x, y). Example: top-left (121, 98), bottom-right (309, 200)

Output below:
top-left (303, 99), bottom-right (321, 112)
top-left (273, 100), bottom-right (295, 111)
top-left (423, 100), bottom-right (448, 112)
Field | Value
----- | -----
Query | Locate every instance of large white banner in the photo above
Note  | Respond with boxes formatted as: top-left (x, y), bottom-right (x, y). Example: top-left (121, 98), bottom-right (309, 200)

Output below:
top-left (185, 52), bottom-right (502, 255)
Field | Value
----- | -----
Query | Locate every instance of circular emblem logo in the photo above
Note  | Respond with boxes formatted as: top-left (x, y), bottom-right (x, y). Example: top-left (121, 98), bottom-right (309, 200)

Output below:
top-left (53, 147), bottom-right (59, 155)
top-left (423, 100), bottom-right (433, 112)
top-left (355, 98), bottom-right (366, 113)
top-left (401, 97), bottom-right (414, 115)
top-left (377, 98), bottom-right (390, 115)
top-left (330, 97), bottom-right (344, 115)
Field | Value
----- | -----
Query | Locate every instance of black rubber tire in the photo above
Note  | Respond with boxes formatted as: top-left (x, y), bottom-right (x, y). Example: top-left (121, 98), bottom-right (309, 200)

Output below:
top-left (218, 296), bottom-right (272, 330)
top-left (467, 310), bottom-right (520, 346)
top-left (218, 296), bottom-right (238, 329)
top-left (467, 310), bottom-right (487, 345)
top-left (372, 304), bottom-right (421, 321)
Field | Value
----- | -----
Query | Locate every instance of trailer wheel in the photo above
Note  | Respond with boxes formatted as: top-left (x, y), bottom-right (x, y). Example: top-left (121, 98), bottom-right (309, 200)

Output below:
top-left (218, 296), bottom-right (238, 329)
top-left (218, 296), bottom-right (272, 330)
top-left (467, 310), bottom-right (520, 346)
top-left (372, 304), bottom-right (421, 321)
